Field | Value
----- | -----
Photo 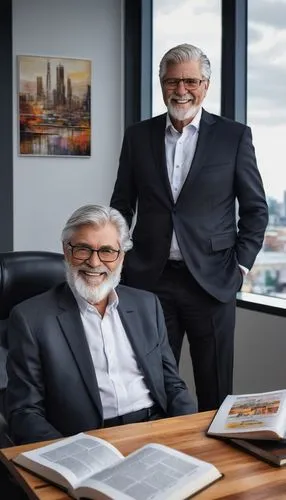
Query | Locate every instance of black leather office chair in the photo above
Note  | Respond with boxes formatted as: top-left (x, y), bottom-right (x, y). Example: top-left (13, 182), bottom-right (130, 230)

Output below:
top-left (0, 251), bottom-right (66, 446)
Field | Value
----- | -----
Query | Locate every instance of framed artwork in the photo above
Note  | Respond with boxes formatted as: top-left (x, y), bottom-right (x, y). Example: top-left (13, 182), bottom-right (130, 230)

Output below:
top-left (17, 55), bottom-right (91, 157)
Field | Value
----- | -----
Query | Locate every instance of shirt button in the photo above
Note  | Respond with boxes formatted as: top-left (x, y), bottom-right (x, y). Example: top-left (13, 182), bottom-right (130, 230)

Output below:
top-left (176, 165), bottom-right (180, 169)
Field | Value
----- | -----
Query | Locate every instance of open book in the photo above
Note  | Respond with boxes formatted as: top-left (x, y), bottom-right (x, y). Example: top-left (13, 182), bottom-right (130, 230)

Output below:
top-left (207, 389), bottom-right (286, 440)
top-left (14, 432), bottom-right (222, 500)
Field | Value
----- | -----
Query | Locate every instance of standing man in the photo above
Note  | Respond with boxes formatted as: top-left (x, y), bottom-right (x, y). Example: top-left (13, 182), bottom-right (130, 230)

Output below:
top-left (110, 43), bottom-right (268, 411)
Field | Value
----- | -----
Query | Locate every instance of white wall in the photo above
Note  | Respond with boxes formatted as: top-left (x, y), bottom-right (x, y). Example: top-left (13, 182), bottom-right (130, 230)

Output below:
top-left (234, 308), bottom-right (286, 393)
top-left (13, 0), bottom-right (123, 251)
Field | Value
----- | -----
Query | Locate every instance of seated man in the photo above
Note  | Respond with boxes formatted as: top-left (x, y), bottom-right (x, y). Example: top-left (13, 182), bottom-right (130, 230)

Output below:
top-left (6, 204), bottom-right (196, 444)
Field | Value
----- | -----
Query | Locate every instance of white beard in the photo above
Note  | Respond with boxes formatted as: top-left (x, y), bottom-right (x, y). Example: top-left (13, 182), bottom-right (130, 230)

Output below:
top-left (167, 95), bottom-right (200, 122)
top-left (66, 262), bottom-right (122, 304)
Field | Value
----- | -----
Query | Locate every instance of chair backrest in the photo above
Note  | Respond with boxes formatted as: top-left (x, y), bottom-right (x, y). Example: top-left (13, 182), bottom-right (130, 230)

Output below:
top-left (0, 251), bottom-right (66, 419)
top-left (0, 251), bottom-right (66, 320)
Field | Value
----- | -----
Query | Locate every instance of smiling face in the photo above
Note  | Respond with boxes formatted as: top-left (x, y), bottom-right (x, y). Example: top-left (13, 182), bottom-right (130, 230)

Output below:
top-left (161, 60), bottom-right (209, 130)
top-left (64, 222), bottom-right (124, 308)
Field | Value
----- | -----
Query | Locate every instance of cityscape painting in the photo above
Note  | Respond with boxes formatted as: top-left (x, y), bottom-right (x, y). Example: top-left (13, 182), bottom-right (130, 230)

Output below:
top-left (18, 55), bottom-right (91, 157)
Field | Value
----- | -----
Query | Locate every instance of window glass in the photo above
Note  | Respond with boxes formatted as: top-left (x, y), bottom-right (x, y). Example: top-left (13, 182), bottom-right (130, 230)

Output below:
top-left (152, 0), bottom-right (222, 116)
top-left (245, 0), bottom-right (286, 299)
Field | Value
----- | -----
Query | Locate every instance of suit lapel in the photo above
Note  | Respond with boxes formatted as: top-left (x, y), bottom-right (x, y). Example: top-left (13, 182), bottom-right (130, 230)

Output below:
top-left (150, 110), bottom-right (216, 204)
top-left (150, 113), bottom-right (174, 203)
top-left (176, 109), bottom-right (216, 202)
top-left (56, 285), bottom-right (103, 417)
top-left (117, 287), bottom-right (159, 399)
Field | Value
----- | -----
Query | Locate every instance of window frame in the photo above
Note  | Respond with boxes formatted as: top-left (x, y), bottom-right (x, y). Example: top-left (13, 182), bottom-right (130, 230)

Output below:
top-left (0, 0), bottom-right (13, 251)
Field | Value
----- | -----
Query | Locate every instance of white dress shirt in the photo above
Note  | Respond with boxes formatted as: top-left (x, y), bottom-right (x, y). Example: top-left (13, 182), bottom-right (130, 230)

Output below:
top-left (165, 108), bottom-right (201, 260)
top-left (73, 289), bottom-right (154, 419)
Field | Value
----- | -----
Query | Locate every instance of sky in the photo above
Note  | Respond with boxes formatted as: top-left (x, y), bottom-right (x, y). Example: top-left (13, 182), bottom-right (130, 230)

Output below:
top-left (153, 0), bottom-right (286, 202)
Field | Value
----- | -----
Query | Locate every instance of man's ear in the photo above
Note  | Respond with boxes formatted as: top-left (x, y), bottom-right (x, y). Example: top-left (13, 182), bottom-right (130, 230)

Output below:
top-left (205, 79), bottom-right (210, 91)
top-left (202, 79), bottom-right (210, 99)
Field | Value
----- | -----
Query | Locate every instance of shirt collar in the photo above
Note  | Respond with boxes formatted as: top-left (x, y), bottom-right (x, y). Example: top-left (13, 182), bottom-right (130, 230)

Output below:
top-left (166, 106), bottom-right (202, 134)
top-left (70, 285), bottom-right (119, 315)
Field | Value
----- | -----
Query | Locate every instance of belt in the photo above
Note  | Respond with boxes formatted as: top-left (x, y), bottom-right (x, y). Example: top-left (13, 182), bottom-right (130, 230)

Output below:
top-left (103, 404), bottom-right (163, 428)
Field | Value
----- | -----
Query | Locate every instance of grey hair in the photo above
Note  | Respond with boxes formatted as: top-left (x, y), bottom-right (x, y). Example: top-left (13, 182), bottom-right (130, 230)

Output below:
top-left (159, 43), bottom-right (211, 81)
top-left (61, 204), bottom-right (133, 252)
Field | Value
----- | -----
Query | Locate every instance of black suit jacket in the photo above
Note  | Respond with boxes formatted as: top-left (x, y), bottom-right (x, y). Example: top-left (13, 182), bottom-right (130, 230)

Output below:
top-left (111, 110), bottom-right (268, 302)
top-left (6, 283), bottom-right (195, 444)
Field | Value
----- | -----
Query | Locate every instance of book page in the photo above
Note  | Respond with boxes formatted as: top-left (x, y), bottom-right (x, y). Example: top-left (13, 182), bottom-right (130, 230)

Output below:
top-left (76, 443), bottom-right (221, 500)
top-left (208, 390), bottom-right (286, 438)
top-left (14, 433), bottom-right (124, 490)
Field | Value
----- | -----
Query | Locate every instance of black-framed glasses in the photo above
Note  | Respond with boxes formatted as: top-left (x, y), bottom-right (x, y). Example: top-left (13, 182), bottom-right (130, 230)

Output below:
top-left (68, 243), bottom-right (121, 263)
top-left (162, 78), bottom-right (205, 90)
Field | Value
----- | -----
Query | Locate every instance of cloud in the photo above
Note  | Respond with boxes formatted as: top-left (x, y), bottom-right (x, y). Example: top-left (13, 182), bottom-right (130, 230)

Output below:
top-left (249, 0), bottom-right (286, 30)
top-left (248, 104), bottom-right (286, 126)
top-left (154, 0), bottom-right (219, 16)
top-left (248, 58), bottom-right (286, 96)
top-left (247, 25), bottom-right (286, 125)
top-left (192, 0), bottom-right (220, 16)
top-left (248, 26), bottom-right (264, 44)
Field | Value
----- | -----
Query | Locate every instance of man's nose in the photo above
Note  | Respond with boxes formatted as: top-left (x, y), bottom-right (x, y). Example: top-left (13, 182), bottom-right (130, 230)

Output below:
top-left (176, 80), bottom-right (188, 95)
top-left (87, 250), bottom-right (102, 266)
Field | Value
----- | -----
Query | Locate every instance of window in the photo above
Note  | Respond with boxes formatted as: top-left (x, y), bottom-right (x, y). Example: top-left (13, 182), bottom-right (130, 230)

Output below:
top-left (244, 0), bottom-right (286, 302)
top-left (152, 0), bottom-right (222, 116)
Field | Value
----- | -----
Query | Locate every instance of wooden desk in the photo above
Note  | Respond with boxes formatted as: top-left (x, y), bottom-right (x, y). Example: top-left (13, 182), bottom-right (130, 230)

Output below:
top-left (1, 411), bottom-right (286, 499)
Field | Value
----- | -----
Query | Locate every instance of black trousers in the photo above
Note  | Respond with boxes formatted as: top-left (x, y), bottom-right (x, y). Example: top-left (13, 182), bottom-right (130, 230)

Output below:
top-left (152, 262), bottom-right (236, 412)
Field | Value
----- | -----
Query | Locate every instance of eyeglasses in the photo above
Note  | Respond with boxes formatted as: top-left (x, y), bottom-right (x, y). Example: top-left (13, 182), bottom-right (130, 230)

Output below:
top-left (68, 243), bottom-right (121, 263)
top-left (162, 78), bottom-right (205, 90)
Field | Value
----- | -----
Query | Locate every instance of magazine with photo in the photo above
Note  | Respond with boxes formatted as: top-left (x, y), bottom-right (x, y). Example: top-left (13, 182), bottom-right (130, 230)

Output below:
top-left (13, 432), bottom-right (222, 500)
top-left (207, 389), bottom-right (286, 440)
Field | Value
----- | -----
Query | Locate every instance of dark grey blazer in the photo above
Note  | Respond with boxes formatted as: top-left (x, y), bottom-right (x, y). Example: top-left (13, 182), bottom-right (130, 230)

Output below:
top-left (6, 283), bottom-right (195, 444)
top-left (111, 110), bottom-right (269, 302)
